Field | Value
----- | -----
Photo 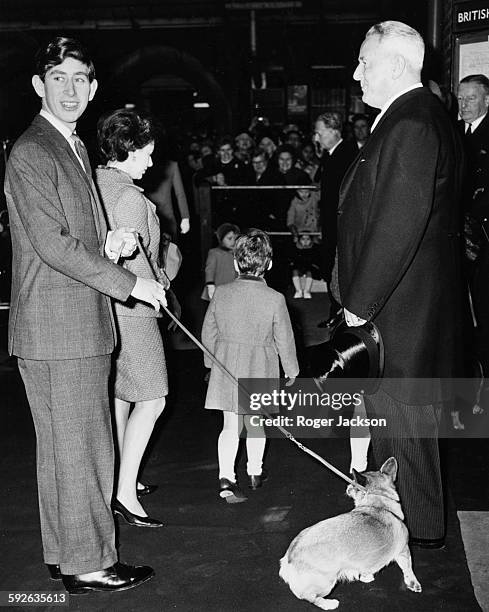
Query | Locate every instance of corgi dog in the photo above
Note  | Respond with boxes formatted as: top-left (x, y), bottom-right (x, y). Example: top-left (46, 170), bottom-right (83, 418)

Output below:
top-left (279, 457), bottom-right (421, 610)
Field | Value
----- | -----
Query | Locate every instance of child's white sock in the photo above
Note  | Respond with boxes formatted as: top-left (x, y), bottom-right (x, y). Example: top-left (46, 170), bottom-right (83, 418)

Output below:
top-left (246, 436), bottom-right (266, 475)
top-left (218, 415), bottom-right (240, 481)
top-left (292, 276), bottom-right (302, 298)
top-left (303, 276), bottom-right (313, 298)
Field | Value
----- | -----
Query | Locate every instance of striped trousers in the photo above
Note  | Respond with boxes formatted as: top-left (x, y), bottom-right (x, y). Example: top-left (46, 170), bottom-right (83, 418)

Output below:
top-left (364, 389), bottom-right (445, 540)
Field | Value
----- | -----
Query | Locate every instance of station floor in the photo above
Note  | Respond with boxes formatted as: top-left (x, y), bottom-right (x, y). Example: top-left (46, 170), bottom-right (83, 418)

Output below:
top-left (1, 261), bottom-right (488, 612)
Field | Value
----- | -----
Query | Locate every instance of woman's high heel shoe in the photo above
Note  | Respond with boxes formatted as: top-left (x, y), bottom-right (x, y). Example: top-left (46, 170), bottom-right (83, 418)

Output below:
top-left (113, 499), bottom-right (163, 528)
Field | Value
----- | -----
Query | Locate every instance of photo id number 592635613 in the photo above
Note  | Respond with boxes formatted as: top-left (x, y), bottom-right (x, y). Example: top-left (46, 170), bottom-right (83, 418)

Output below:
top-left (0, 592), bottom-right (69, 607)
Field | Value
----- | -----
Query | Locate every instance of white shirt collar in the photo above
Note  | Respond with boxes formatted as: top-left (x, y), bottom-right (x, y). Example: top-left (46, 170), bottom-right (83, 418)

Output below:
top-left (467, 112), bottom-right (487, 133)
top-left (40, 109), bottom-right (74, 142)
top-left (327, 138), bottom-right (343, 155)
top-left (370, 83), bottom-right (423, 133)
top-left (40, 109), bottom-right (85, 170)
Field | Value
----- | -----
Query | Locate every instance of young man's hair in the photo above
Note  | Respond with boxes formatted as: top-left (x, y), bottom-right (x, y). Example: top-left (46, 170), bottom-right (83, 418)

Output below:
top-left (97, 108), bottom-right (154, 162)
top-left (35, 36), bottom-right (96, 82)
top-left (234, 229), bottom-right (272, 276)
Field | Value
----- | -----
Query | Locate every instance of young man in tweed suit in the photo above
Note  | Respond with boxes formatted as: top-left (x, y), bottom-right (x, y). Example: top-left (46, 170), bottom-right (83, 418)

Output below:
top-left (4, 37), bottom-right (166, 594)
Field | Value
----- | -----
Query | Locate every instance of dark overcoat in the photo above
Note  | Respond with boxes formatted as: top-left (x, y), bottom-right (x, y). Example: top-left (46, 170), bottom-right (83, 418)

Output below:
top-left (337, 88), bottom-right (464, 404)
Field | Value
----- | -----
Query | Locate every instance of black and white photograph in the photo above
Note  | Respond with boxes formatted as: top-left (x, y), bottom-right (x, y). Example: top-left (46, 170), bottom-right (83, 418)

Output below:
top-left (0, 1), bottom-right (488, 611)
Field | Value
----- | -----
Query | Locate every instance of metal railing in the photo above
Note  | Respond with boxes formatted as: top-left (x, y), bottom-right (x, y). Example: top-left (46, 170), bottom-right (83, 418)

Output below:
top-left (195, 182), bottom-right (320, 261)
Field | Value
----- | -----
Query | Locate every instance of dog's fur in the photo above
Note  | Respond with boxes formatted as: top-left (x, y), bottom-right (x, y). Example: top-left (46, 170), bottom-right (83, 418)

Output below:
top-left (279, 458), bottom-right (421, 610)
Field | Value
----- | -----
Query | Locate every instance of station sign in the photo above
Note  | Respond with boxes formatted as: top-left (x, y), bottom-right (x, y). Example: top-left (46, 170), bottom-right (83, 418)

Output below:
top-left (454, 1), bottom-right (489, 32)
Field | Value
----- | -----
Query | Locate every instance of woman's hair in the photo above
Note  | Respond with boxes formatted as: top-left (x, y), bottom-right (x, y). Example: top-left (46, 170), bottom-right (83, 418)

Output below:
top-left (35, 36), bottom-right (96, 82)
top-left (97, 108), bottom-right (154, 162)
top-left (216, 222), bottom-right (240, 244)
top-left (234, 229), bottom-right (272, 276)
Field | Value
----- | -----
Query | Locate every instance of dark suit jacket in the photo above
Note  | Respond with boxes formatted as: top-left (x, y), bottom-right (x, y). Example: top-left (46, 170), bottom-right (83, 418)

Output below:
top-left (242, 164), bottom-right (284, 229)
top-left (458, 113), bottom-right (489, 220)
top-left (316, 139), bottom-right (359, 278)
top-left (5, 114), bottom-right (135, 360)
top-left (338, 88), bottom-right (464, 403)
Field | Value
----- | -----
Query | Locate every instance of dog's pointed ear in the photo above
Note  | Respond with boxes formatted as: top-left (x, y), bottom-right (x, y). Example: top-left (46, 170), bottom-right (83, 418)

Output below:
top-left (380, 457), bottom-right (398, 481)
top-left (352, 469), bottom-right (367, 487)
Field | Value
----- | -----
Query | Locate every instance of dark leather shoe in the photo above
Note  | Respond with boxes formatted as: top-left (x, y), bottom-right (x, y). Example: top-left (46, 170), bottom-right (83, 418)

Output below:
top-left (47, 564), bottom-right (62, 580)
top-left (409, 537), bottom-right (445, 550)
top-left (248, 470), bottom-right (269, 490)
top-left (219, 478), bottom-right (247, 503)
top-left (62, 562), bottom-right (154, 595)
top-left (113, 499), bottom-right (163, 528)
top-left (136, 483), bottom-right (158, 498)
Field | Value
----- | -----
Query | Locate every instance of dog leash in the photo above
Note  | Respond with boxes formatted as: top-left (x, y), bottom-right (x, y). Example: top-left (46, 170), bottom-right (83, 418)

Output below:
top-left (133, 234), bottom-right (366, 492)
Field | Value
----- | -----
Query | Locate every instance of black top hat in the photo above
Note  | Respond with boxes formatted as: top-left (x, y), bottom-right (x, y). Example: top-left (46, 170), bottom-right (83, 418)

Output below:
top-left (308, 320), bottom-right (384, 394)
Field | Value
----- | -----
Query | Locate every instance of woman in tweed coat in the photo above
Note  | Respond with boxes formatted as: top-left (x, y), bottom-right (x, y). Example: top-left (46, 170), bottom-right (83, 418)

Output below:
top-left (202, 230), bottom-right (299, 502)
top-left (96, 109), bottom-right (167, 526)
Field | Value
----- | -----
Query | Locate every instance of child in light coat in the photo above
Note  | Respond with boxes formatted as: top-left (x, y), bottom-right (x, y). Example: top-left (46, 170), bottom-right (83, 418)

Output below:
top-left (202, 230), bottom-right (299, 502)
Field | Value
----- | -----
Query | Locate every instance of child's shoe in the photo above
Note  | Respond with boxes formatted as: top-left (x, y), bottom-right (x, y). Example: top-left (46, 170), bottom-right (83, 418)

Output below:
top-left (294, 290), bottom-right (303, 298)
top-left (303, 291), bottom-right (312, 299)
top-left (219, 478), bottom-right (248, 503)
top-left (248, 469), bottom-right (268, 490)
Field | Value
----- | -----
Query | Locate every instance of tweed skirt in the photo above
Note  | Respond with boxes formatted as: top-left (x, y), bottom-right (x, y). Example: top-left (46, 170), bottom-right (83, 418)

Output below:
top-left (113, 316), bottom-right (168, 402)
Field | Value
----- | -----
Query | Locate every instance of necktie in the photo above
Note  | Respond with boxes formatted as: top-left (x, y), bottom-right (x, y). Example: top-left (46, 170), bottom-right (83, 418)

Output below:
top-left (70, 132), bottom-right (101, 237)
top-left (70, 132), bottom-right (90, 174)
top-left (466, 124), bottom-right (472, 136)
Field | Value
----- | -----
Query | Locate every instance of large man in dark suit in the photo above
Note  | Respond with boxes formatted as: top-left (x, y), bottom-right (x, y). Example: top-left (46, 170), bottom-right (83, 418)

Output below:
top-left (313, 112), bottom-right (358, 325)
top-left (337, 21), bottom-right (463, 547)
top-left (5, 37), bottom-right (166, 593)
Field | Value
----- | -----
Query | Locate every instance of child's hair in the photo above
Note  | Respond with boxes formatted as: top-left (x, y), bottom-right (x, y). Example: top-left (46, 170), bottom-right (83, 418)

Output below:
top-left (234, 229), bottom-right (273, 276)
top-left (216, 222), bottom-right (240, 244)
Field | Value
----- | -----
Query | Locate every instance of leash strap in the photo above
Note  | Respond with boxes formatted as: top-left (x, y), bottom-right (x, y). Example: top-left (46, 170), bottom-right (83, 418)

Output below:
top-left (134, 234), bottom-right (366, 492)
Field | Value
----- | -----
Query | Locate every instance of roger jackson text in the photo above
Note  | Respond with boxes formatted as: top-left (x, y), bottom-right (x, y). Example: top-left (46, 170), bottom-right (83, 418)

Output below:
top-left (250, 415), bottom-right (388, 429)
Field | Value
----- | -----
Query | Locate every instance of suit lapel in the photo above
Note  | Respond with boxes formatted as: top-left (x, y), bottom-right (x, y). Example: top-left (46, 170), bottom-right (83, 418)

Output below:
top-left (339, 88), bottom-right (429, 207)
top-left (339, 153), bottom-right (363, 206)
top-left (64, 142), bottom-right (105, 242)
top-left (32, 116), bottom-right (105, 243)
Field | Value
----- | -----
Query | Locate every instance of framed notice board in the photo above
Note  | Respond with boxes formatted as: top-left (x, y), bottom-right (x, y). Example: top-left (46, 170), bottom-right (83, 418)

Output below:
top-left (452, 30), bottom-right (489, 91)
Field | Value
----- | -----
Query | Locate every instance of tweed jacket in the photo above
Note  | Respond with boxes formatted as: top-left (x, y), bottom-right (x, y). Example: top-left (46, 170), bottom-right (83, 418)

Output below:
top-left (202, 276), bottom-right (299, 412)
top-left (95, 166), bottom-right (164, 318)
top-left (4, 115), bottom-right (135, 360)
top-left (337, 88), bottom-right (464, 404)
